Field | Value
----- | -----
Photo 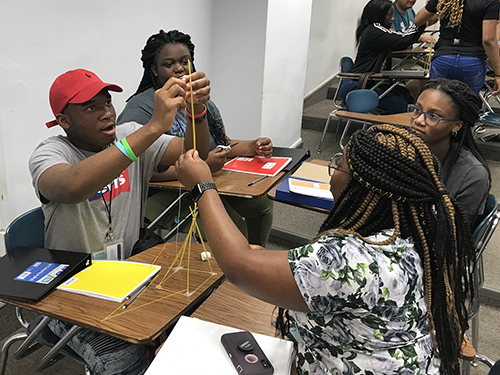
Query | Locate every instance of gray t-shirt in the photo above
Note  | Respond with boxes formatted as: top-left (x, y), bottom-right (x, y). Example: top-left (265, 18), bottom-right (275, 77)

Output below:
top-left (29, 122), bottom-right (173, 258)
top-left (117, 87), bottom-right (223, 150)
top-left (441, 142), bottom-right (489, 217)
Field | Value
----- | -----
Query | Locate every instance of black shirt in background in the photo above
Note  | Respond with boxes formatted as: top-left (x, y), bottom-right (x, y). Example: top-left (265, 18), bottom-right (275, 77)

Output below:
top-left (426, 0), bottom-right (499, 60)
top-left (350, 23), bottom-right (425, 73)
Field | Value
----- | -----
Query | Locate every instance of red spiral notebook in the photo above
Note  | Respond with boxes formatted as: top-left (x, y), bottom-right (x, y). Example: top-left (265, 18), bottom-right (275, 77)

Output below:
top-left (222, 156), bottom-right (292, 177)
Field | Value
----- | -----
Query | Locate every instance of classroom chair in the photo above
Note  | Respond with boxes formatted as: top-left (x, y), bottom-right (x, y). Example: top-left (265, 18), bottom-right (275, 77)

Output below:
top-left (317, 56), bottom-right (353, 154)
top-left (1, 207), bottom-right (91, 375)
top-left (335, 89), bottom-right (379, 149)
top-left (473, 111), bottom-right (500, 142)
top-left (461, 337), bottom-right (499, 375)
top-left (461, 194), bottom-right (500, 375)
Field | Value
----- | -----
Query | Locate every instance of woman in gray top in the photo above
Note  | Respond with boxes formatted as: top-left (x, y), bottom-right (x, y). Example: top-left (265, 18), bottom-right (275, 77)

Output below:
top-left (409, 78), bottom-right (490, 225)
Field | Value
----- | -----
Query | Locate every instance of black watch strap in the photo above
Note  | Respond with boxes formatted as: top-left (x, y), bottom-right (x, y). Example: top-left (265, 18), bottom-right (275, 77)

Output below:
top-left (190, 182), bottom-right (217, 202)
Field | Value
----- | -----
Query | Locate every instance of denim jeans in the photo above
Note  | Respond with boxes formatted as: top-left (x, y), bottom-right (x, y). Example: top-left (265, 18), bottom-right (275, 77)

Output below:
top-left (429, 54), bottom-right (487, 95)
top-left (339, 78), bottom-right (412, 115)
top-left (48, 319), bottom-right (151, 375)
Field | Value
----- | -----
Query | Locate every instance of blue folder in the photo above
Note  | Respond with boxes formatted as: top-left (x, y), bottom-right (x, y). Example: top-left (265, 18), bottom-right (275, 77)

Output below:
top-left (275, 176), bottom-right (333, 210)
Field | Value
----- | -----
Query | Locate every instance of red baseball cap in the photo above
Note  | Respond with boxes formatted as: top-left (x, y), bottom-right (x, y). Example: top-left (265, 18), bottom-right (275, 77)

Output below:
top-left (46, 69), bottom-right (123, 128)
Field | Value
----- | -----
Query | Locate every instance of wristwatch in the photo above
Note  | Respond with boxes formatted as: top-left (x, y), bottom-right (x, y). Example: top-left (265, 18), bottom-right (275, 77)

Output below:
top-left (190, 182), bottom-right (217, 202)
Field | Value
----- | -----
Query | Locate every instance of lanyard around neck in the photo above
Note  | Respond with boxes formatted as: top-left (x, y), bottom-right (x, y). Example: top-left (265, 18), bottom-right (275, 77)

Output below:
top-left (100, 187), bottom-right (113, 241)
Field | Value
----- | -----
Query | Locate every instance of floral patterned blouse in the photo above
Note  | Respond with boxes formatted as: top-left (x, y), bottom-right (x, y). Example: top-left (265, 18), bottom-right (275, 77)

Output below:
top-left (288, 231), bottom-right (441, 375)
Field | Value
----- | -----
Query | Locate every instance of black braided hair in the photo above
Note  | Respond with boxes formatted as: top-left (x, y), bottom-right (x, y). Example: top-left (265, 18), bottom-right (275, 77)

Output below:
top-left (355, 0), bottom-right (392, 45)
top-left (130, 29), bottom-right (227, 146)
top-left (418, 78), bottom-right (491, 187)
top-left (133, 29), bottom-right (195, 95)
top-left (277, 124), bottom-right (475, 375)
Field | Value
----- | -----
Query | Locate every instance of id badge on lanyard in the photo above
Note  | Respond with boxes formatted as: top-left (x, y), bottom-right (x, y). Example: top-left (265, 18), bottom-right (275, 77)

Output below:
top-left (91, 185), bottom-right (124, 260)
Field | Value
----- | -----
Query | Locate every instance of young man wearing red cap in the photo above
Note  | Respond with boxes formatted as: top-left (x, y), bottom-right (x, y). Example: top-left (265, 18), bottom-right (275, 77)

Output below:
top-left (28, 68), bottom-right (211, 374)
top-left (30, 68), bottom-right (210, 259)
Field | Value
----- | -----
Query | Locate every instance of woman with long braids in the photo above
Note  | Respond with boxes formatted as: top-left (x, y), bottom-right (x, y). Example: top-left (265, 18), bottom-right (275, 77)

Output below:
top-left (410, 78), bottom-right (490, 224)
top-left (176, 124), bottom-right (475, 374)
top-left (118, 29), bottom-right (274, 246)
top-left (414, 0), bottom-right (500, 95)
top-left (339, 0), bottom-right (426, 114)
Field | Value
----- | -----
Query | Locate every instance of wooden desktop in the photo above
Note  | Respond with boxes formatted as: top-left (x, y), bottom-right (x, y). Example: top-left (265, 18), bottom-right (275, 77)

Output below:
top-left (0, 243), bottom-right (224, 345)
top-left (150, 169), bottom-right (286, 199)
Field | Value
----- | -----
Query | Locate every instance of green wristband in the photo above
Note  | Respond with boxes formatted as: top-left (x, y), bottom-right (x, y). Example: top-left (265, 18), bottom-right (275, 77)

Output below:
top-left (120, 137), bottom-right (138, 162)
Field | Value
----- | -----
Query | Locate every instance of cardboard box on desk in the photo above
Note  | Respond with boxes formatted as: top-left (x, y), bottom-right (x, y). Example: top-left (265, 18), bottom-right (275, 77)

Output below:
top-left (275, 176), bottom-right (334, 210)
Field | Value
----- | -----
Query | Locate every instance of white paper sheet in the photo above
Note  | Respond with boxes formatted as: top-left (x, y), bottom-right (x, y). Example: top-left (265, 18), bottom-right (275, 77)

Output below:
top-left (145, 316), bottom-right (295, 375)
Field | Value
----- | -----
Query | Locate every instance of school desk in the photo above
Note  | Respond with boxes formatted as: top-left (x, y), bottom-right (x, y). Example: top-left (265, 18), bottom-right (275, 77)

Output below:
top-left (149, 148), bottom-right (308, 201)
top-left (147, 167), bottom-right (286, 242)
top-left (150, 166), bottom-right (285, 199)
top-left (335, 110), bottom-right (410, 127)
top-left (191, 280), bottom-right (298, 375)
top-left (338, 70), bottom-right (428, 101)
top-left (0, 243), bottom-right (224, 370)
top-left (392, 46), bottom-right (433, 69)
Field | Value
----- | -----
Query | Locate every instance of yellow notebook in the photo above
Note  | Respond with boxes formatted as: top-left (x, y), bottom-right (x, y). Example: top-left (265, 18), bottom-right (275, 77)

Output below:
top-left (57, 260), bottom-right (161, 303)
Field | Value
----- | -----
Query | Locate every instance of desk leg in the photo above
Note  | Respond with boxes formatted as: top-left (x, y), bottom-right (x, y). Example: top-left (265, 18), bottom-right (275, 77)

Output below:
top-left (13, 315), bottom-right (51, 359)
top-left (378, 81), bottom-right (400, 100)
top-left (479, 92), bottom-right (494, 112)
top-left (36, 324), bottom-right (83, 371)
top-left (162, 209), bottom-right (196, 242)
top-left (148, 191), bottom-right (190, 229)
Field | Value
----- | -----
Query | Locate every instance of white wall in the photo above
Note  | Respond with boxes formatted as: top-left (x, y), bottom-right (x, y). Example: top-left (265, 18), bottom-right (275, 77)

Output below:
top-left (210, 1), bottom-right (268, 141)
top-left (210, 0), bottom-right (312, 148)
top-left (304, 0), bottom-right (429, 96)
top-left (261, 0), bottom-right (313, 148)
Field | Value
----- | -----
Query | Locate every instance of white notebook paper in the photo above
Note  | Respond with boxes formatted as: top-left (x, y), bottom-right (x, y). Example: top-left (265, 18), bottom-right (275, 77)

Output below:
top-left (146, 316), bottom-right (295, 375)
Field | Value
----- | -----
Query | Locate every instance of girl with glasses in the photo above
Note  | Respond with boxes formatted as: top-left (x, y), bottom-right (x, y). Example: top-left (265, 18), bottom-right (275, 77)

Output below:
top-left (410, 78), bottom-right (490, 225)
top-left (175, 124), bottom-right (474, 375)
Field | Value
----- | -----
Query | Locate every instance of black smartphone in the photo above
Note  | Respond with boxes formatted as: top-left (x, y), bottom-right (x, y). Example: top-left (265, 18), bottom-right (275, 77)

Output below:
top-left (221, 331), bottom-right (274, 375)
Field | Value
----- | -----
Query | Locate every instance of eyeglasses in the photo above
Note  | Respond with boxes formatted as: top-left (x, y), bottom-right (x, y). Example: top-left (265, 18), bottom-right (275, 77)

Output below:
top-left (328, 152), bottom-right (349, 176)
top-left (407, 104), bottom-right (459, 126)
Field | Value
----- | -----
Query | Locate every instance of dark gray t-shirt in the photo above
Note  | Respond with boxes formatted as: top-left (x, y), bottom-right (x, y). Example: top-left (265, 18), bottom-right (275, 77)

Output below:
top-left (29, 122), bottom-right (173, 258)
top-left (441, 142), bottom-right (489, 217)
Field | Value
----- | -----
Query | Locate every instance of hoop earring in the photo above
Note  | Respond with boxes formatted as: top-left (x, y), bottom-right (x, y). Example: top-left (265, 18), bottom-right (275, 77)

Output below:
top-left (452, 131), bottom-right (457, 137)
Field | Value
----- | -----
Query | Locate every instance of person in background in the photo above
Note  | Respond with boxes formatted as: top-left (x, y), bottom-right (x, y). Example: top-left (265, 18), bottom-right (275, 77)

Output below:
top-left (29, 68), bottom-right (211, 374)
top-left (339, 0), bottom-right (426, 114)
top-left (409, 78), bottom-right (490, 225)
top-left (392, 0), bottom-right (436, 45)
top-left (118, 29), bottom-right (274, 247)
top-left (415, 0), bottom-right (500, 95)
top-left (175, 124), bottom-right (475, 375)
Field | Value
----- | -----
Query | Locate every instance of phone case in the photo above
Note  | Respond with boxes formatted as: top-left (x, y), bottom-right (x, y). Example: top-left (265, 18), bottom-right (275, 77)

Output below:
top-left (221, 331), bottom-right (274, 375)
